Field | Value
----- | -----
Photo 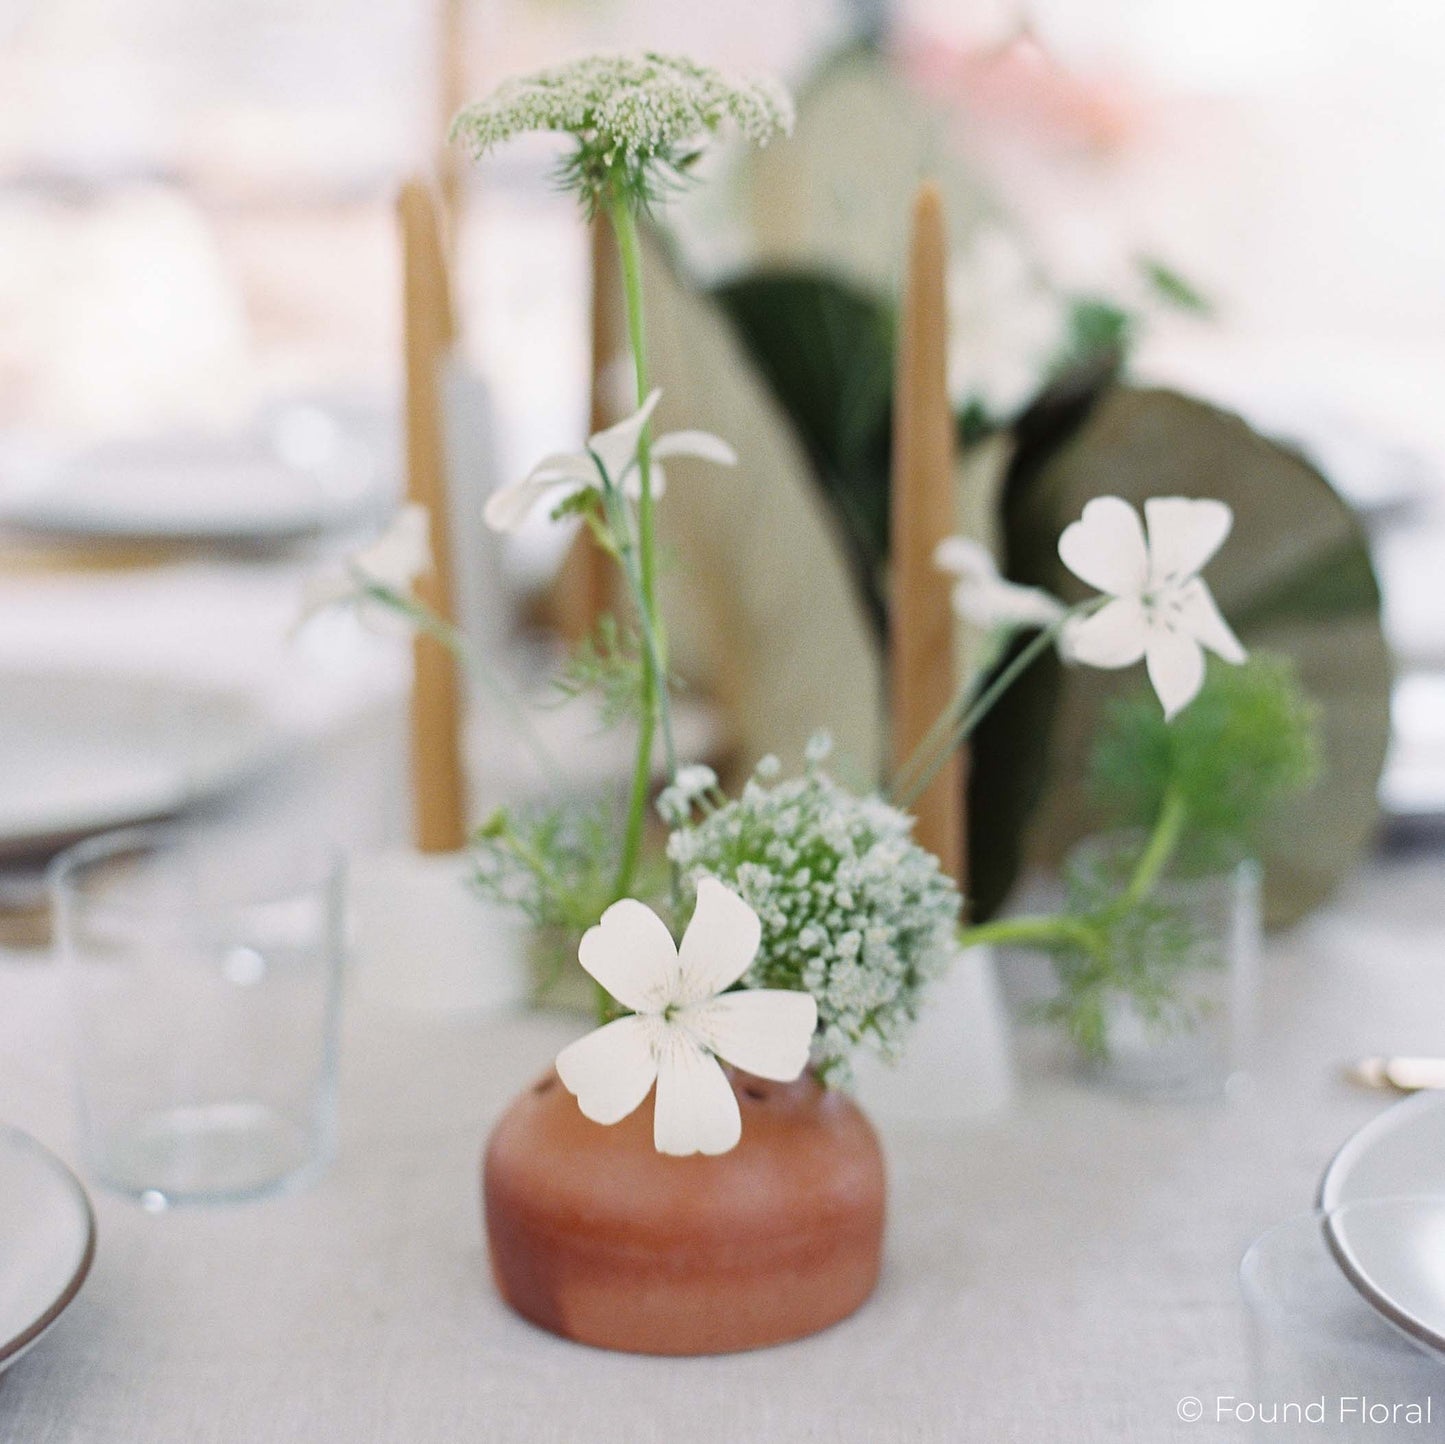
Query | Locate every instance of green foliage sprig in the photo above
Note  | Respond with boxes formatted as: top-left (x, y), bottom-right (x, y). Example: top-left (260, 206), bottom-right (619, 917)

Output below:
top-left (1090, 653), bottom-right (1322, 875)
top-left (547, 615), bottom-right (647, 731)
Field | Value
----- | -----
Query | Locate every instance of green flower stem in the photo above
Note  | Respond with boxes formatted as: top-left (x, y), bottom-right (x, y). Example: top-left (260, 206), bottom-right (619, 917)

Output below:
top-left (605, 193), bottom-right (674, 899)
top-left (596, 479), bottom-right (675, 778)
top-left (954, 785), bottom-right (1188, 973)
top-left (891, 613), bottom-right (1073, 812)
top-left (1113, 783), bottom-right (1188, 915)
top-left (957, 912), bottom-right (1102, 956)
top-left (360, 583), bottom-right (557, 776)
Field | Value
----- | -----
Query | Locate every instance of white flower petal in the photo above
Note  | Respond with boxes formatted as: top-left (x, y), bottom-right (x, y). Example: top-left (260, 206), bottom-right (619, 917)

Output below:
top-left (1061, 595), bottom-right (1149, 669)
top-left (524, 451), bottom-right (598, 486)
top-left (682, 989), bottom-right (817, 1082)
top-left (675, 877), bottom-right (762, 1005)
top-left (555, 1015), bottom-right (660, 1125)
top-left (1173, 577), bottom-right (1247, 664)
top-left (652, 1031), bottom-right (741, 1156)
top-left (621, 458), bottom-right (667, 503)
top-left (297, 569), bottom-right (352, 624)
top-left (1145, 626), bottom-right (1207, 720)
top-left (650, 429), bottom-right (737, 466)
top-left (589, 388), bottom-right (661, 484)
top-left (1058, 496), bottom-right (1150, 598)
top-left (483, 453), bottom-right (596, 532)
top-left (576, 898), bottom-right (680, 1014)
top-left (934, 535), bottom-right (999, 584)
top-left (950, 578), bottom-right (1066, 631)
top-left (483, 478), bottom-right (553, 532)
top-left (935, 535), bottom-right (1065, 628)
top-left (1144, 497), bottom-right (1233, 587)
top-left (354, 504), bottom-right (432, 590)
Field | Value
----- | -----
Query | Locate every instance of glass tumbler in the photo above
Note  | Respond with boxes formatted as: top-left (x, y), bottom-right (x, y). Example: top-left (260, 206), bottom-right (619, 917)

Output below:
top-left (51, 825), bottom-right (344, 1204)
top-left (1060, 832), bottom-right (1260, 1099)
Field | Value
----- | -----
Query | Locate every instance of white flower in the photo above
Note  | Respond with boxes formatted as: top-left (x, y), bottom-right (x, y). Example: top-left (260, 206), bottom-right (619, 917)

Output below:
top-left (673, 763), bottom-right (717, 796)
top-left (451, 52), bottom-right (794, 178)
top-left (483, 389), bottom-right (736, 532)
top-left (935, 535), bottom-right (1066, 632)
top-left (947, 226), bottom-right (1068, 421)
top-left (667, 761), bottom-right (959, 1082)
top-left (1058, 496), bottom-right (1246, 719)
top-left (299, 504), bottom-right (431, 621)
top-left (655, 763), bottom-right (718, 825)
top-left (555, 879), bottom-right (817, 1156)
top-left (804, 731), bottom-right (833, 765)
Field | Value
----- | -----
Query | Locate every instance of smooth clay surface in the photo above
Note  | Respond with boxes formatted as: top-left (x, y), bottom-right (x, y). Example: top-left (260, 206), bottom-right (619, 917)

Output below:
top-left (483, 1069), bottom-right (886, 1355)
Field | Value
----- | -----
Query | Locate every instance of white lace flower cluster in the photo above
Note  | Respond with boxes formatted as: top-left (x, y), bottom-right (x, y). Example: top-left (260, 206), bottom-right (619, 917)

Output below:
top-left (451, 53), bottom-right (793, 206)
top-left (666, 740), bottom-right (960, 1080)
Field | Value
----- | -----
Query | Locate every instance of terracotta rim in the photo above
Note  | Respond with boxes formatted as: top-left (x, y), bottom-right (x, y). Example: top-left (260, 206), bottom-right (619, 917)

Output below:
top-left (0, 1128), bottom-right (97, 1369)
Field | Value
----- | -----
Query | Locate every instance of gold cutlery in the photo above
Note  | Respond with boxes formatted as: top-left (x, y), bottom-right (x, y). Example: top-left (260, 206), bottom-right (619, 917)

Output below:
top-left (1347, 1057), bottom-right (1445, 1093)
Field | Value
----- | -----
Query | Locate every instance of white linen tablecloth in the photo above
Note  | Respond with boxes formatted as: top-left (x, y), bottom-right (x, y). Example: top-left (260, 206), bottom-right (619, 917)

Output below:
top-left (2, 855), bottom-right (1443, 1443)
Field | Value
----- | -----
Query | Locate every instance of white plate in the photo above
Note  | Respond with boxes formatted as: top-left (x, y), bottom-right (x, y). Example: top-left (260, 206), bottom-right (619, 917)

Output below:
top-left (0, 1128), bottom-right (95, 1375)
top-left (1319, 1092), bottom-right (1445, 1359)
top-left (1320, 1092), bottom-right (1445, 1210)
top-left (1325, 1197), bottom-right (1445, 1361)
top-left (0, 405), bottom-right (390, 544)
top-left (0, 670), bottom-right (282, 858)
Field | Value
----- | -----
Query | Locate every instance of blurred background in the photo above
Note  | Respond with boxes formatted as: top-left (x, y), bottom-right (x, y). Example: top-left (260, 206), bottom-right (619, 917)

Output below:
top-left (1, 0), bottom-right (1442, 920)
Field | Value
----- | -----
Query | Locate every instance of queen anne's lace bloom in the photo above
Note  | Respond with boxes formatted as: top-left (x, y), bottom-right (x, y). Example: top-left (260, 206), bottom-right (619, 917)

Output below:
top-left (451, 53), bottom-right (793, 208)
top-left (667, 745), bottom-right (961, 1080)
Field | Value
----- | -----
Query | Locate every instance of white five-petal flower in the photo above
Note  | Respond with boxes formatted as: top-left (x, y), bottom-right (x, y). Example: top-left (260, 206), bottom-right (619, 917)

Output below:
top-left (555, 878), bottom-right (818, 1157)
top-left (935, 535), bottom-right (1067, 632)
top-left (1058, 496), bottom-right (1246, 719)
top-left (299, 503), bottom-right (431, 621)
top-left (483, 389), bottom-right (736, 532)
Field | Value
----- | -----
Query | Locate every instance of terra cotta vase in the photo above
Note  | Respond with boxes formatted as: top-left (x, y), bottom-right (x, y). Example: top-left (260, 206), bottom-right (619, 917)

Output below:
top-left (483, 1067), bottom-right (886, 1355)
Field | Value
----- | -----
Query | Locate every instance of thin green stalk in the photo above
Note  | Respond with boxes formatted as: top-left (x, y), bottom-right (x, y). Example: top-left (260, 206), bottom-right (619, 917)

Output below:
top-left (361, 583), bottom-right (557, 776)
top-left (955, 783), bottom-right (1189, 981)
top-left (1113, 784), bottom-right (1188, 914)
top-left (597, 480), bottom-right (675, 778)
top-left (892, 616), bottom-right (1069, 811)
top-left (606, 193), bottom-right (681, 899)
top-left (956, 912), bottom-right (1100, 955)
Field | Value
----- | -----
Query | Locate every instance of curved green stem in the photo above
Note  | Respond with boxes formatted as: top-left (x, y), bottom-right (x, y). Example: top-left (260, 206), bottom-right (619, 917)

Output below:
top-left (891, 614), bottom-right (1070, 811)
top-left (957, 912), bottom-right (1100, 955)
top-left (1114, 784), bottom-right (1188, 914)
top-left (360, 583), bottom-right (557, 776)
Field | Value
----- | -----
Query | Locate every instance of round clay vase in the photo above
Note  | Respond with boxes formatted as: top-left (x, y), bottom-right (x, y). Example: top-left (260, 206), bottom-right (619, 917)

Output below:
top-left (483, 1067), bottom-right (886, 1355)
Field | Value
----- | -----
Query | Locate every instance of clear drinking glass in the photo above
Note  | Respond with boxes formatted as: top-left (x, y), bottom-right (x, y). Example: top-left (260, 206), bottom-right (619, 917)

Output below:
top-left (1061, 832), bottom-right (1260, 1099)
top-left (51, 824), bottom-right (344, 1205)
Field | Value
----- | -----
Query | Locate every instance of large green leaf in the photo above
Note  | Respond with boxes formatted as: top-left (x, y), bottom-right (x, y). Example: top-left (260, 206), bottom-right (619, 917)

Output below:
top-left (712, 269), bottom-right (895, 633)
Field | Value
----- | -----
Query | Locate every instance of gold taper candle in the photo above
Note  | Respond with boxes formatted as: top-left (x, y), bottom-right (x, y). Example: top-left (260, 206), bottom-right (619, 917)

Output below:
top-left (399, 180), bottom-right (468, 854)
top-left (891, 181), bottom-right (965, 886)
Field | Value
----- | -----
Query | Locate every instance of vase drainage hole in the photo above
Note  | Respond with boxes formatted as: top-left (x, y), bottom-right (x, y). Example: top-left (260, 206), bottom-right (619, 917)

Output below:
top-left (742, 1083), bottom-right (769, 1103)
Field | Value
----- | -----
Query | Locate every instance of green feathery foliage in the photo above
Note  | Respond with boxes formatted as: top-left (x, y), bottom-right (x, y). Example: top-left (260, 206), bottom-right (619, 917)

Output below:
top-left (1089, 652), bottom-right (1322, 874)
top-left (548, 615), bottom-right (647, 730)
